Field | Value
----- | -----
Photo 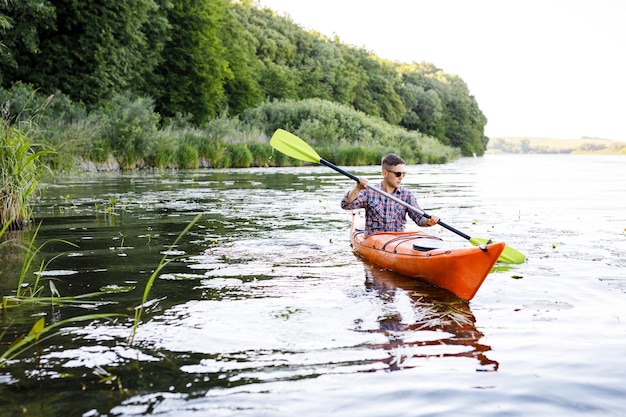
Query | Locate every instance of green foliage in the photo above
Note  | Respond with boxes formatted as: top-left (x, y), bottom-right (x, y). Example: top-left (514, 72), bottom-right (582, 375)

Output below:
top-left (241, 98), bottom-right (461, 164)
top-left (154, 0), bottom-right (232, 125)
top-left (396, 62), bottom-right (488, 156)
top-left (0, 0), bottom-right (166, 105)
top-left (176, 144), bottom-right (199, 169)
top-left (247, 142), bottom-right (274, 166)
top-left (147, 129), bottom-right (178, 168)
top-left (220, 2), bottom-right (264, 114)
top-left (0, 1), bottom-right (488, 164)
top-left (228, 143), bottom-right (254, 168)
top-left (95, 94), bottom-right (160, 168)
top-left (0, 116), bottom-right (50, 229)
top-left (197, 139), bottom-right (226, 168)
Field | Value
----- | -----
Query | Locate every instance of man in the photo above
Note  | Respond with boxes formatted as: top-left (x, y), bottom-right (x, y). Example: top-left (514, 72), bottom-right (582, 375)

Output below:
top-left (341, 154), bottom-right (440, 236)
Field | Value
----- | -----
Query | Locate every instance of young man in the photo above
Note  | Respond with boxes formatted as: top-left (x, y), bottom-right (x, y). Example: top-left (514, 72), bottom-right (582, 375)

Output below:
top-left (341, 154), bottom-right (440, 236)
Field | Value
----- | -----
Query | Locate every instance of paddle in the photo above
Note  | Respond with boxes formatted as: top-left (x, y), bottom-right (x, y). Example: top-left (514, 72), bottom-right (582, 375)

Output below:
top-left (270, 128), bottom-right (526, 264)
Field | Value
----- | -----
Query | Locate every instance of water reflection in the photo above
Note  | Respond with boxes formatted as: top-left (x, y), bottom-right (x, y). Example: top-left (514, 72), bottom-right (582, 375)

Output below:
top-left (359, 261), bottom-right (498, 372)
top-left (4, 157), bottom-right (625, 416)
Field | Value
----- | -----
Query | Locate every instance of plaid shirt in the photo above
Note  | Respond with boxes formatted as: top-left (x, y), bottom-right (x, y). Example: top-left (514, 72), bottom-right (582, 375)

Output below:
top-left (341, 182), bottom-right (428, 236)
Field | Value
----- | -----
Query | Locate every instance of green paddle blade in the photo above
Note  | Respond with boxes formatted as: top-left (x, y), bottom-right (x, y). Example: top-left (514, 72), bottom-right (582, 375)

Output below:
top-left (270, 129), bottom-right (321, 164)
top-left (470, 237), bottom-right (526, 264)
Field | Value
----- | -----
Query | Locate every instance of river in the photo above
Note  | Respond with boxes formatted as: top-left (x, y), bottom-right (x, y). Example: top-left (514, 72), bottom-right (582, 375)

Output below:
top-left (0, 153), bottom-right (624, 416)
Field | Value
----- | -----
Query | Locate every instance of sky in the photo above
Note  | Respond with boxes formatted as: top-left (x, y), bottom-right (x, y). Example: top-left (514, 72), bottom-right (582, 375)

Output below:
top-left (257, 0), bottom-right (626, 141)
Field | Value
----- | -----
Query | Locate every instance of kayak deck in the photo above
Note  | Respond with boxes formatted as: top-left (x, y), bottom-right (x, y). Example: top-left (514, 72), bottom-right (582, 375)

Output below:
top-left (349, 215), bottom-right (505, 301)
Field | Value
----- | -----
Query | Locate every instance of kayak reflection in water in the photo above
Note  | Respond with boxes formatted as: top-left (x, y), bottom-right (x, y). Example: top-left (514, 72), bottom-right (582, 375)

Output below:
top-left (359, 262), bottom-right (499, 372)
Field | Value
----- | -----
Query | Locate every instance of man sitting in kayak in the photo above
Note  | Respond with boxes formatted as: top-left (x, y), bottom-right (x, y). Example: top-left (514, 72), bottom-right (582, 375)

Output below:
top-left (341, 154), bottom-right (440, 236)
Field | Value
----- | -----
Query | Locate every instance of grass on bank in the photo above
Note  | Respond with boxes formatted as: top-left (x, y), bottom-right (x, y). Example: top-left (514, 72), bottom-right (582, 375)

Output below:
top-left (1, 119), bottom-right (50, 229)
top-left (2, 83), bottom-right (461, 174)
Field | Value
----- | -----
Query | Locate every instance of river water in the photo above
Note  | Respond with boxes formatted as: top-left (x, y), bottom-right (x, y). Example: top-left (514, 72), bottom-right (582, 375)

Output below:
top-left (0, 154), bottom-right (625, 416)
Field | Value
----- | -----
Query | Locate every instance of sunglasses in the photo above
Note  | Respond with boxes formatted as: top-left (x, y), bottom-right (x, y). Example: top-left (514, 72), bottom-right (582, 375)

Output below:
top-left (386, 170), bottom-right (407, 178)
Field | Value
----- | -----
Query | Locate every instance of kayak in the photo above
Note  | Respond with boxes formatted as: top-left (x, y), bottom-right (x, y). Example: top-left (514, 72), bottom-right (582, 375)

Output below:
top-left (349, 214), bottom-right (505, 301)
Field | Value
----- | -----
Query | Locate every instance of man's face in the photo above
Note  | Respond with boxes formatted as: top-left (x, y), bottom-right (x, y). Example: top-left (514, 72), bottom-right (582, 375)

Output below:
top-left (382, 164), bottom-right (407, 187)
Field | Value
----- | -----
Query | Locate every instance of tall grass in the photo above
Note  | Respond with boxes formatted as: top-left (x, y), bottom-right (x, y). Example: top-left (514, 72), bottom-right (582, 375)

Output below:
top-left (0, 118), bottom-right (50, 230)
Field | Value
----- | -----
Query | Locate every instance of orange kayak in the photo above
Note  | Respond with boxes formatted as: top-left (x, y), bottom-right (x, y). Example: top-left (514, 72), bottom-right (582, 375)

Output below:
top-left (350, 215), bottom-right (505, 301)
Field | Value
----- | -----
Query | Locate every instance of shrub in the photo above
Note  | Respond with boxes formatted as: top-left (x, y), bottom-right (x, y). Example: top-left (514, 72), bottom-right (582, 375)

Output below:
top-left (176, 144), bottom-right (199, 169)
top-left (200, 138), bottom-right (229, 168)
top-left (247, 142), bottom-right (273, 166)
top-left (1, 120), bottom-right (49, 229)
top-left (95, 94), bottom-right (160, 169)
top-left (228, 143), bottom-right (254, 168)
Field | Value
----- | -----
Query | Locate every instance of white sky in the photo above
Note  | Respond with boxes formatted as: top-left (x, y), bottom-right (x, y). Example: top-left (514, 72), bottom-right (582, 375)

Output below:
top-left (257, 0), bottom-right (626, 141)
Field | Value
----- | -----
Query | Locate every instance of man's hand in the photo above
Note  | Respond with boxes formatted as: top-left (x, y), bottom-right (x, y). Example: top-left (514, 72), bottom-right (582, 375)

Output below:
top-left (345, 177), bottom-right (368, 203)
top-left (356, 177), bottom-right (368, 190)
top-left (426, 216), bottom-right (440, 226)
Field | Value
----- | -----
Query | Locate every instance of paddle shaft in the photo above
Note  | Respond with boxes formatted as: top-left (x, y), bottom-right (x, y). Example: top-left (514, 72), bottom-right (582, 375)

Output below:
top-left (319, 159), bottom-right (473, 241)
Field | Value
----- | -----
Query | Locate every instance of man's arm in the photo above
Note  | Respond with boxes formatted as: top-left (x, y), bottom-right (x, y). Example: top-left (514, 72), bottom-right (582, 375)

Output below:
top-left (341, 177), bottom-right (369, 209)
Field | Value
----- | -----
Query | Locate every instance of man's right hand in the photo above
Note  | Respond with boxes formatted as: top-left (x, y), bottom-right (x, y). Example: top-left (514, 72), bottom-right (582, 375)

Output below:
top-left (356, 177), bottom-right (369, 190)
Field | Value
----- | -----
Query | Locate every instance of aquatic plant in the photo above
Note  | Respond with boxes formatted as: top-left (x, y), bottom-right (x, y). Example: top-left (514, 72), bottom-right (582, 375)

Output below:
top-left (130, 213), bottom-right (202, 344)
top-left (0, 118), bottom-right (50, 230)
top-left (0, 222), bottom-right (114, 310)
top-left (0, 222), bottom-right (123, 368)
top-left (229, 143), bottom-right (254, 168)
top-left (0, 314), bottom-right (121, 368)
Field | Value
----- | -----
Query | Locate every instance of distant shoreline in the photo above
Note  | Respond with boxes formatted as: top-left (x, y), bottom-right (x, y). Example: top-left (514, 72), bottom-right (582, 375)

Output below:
top-left (487, 137), bottom-right (626, 154)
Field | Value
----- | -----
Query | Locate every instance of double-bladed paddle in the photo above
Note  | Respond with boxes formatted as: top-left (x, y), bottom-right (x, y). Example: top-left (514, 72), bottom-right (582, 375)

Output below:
top-left (270, 128), bottom-right (526, 264)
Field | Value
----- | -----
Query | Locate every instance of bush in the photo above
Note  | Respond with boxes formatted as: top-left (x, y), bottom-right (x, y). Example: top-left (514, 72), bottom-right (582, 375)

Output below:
top-left (147, 130), bottom-right (178, 168)
top-left (0, 85), bottom-right (461, 171)
top-left (176, 144), bottom-right (199, 169)
top-left (0, 120), bottom-right (49, 229)
top-left (200, 138), bottom-right (229, 168)
top-left (247, 142), bottom-right (273, 166)
top-left (228, 143), bottom-right (254, 168)
top-left (95, 94), bottom-right (160, 169)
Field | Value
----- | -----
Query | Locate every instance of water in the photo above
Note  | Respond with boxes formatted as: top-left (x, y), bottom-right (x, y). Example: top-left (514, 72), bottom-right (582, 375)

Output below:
top-left (1, 154), bottom-right (625, 416)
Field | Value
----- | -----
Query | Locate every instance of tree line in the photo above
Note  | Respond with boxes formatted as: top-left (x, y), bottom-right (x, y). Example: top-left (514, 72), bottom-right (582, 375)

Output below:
top-left (0, 0), bottom-right (489, 166)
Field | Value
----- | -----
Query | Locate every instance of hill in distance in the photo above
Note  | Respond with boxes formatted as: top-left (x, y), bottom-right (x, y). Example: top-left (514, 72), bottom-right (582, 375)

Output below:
top-left (487, 136), bottom-right (626, 155)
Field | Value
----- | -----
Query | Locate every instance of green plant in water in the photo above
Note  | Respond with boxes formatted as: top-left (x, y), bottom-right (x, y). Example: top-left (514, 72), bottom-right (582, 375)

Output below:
top-left (0, 222), bottom-right (123, 368)
top-left (1, 222), bottom-right (114, 310)
top-left (129, 213), bottom-right (202, 344)
top-left (1, 116), bottom-right (51, 230)
top-left (0, 314), bottom-right (122, 368)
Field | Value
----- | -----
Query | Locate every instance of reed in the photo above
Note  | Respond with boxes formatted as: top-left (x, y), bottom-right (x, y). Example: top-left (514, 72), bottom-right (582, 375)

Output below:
top-left (0, 223), bottom-right (123, 368)
top-left (130, 213), bottom-right (202, 344)
top-left (0, 221), bottom-right (116, 311)
top-left (0, 117), bottom-right (50, 230)
top-left (0, 314), bottom-right (122, 368)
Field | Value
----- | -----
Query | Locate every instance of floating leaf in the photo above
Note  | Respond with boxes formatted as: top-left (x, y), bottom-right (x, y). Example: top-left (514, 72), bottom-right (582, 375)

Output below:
top-left (27, 317), bottom-right (45, 340)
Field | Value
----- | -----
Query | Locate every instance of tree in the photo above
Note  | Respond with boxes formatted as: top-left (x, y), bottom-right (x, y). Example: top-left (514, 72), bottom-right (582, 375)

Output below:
top-left (153, 0), bottom-right (231, 126)
top-left (0, 0), bottom-right (164, 105)
top-left (220, 2), bottom-right (263, 114)
top-left (348, 49), bottom-right (405, 125)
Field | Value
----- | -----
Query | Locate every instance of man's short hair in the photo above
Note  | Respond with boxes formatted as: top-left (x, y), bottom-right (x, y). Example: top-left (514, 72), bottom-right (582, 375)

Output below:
top-left (382, 154), bottom-right (405, 169)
